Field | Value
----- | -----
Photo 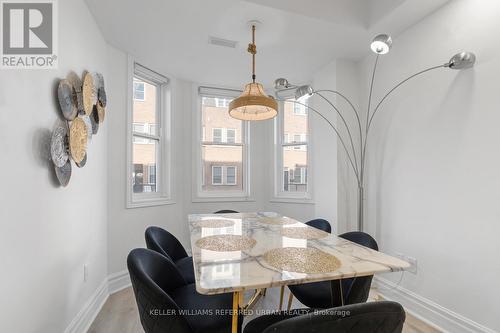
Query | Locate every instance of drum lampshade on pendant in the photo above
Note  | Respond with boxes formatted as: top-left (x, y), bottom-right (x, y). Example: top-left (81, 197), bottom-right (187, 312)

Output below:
top-left (229, 24), bottom-right (278, 121)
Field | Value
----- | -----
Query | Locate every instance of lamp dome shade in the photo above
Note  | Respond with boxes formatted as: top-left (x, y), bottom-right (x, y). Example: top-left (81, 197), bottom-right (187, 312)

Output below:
top-left (448, 52), bottom-right (476, 69)
top-left (295, 85), bottom-right (314, 101)
top-left (229, 82), bottom-right (278, 121)
top-left (370, 34), bottom-right (392, 54)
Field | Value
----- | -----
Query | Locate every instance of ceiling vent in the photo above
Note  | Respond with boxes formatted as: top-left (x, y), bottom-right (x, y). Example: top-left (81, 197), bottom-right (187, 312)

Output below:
top-left (208, 36), bottom-right (238, 49)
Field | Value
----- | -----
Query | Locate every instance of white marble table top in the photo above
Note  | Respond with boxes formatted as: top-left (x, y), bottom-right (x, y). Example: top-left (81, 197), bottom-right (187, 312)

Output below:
top-left (188, 212), bottom-right (410, 295)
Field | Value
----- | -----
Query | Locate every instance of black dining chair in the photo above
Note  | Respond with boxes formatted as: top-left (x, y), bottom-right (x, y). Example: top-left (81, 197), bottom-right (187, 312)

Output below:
top-left (305, 218), bottom-right (332, 233)
top-left (280, 218), bottom-right (333, 310)
top-left (214, 209), bottom-right (239, 214)
top-left (243, 301), bottom-right (405, 333)
top-left (145, 226), bottom-right (195, 284)
top-left (287, 231), bottom-right (378, 309)
top-left (128, 248), bottom-right (242, 333)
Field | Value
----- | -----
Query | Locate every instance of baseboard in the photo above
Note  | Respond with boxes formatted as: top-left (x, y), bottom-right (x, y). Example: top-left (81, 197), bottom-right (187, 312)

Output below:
top-left (64, 280), bottom-right (109, 333)
top-left (375, 277), bottom-right (496, 333)
top-left (64, 270), bottom-right (132, 333)
top-left (108, 270), bottom-right (131, 294)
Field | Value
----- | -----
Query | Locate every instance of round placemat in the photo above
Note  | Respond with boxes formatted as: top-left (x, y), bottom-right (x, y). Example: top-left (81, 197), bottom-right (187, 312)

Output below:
top-left (82, 72), bottom-right (96, 115)
top-left (55, 159), bottom-right (72, 187)
top-left (194, 219), bottom-right (235, 228)
top-left (281, 227), bottom-right (329, 240)
top-left (69, 117), bottom-right (88, 164)
top-left (57, 79), bottom-right (78, 121)
top-left (50, 125), bottom-right (69, 168)
top-left (196, 235), bottom-right (256, 251)
top-left (258, 217), bottom-right (296, 225)
top-left (263, 247), bottom-right (341, 274)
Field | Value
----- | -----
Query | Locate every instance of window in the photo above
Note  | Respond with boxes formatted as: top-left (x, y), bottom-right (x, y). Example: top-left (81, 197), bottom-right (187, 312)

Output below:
top-left (211, 166), bottom-right (237, 185)
top-left (274, 97), bottom-right (311, 199)
top-left (226, 129), bottom-right (236, 143)
top-left (212, 166), bottom-right (223, 185)
top-left (293, 103), bottom-right (307, 115)
top-left (127, 61), bottom-right (172, 208)
top-left (195, 86), bottom-right (250, 199)
top-left (215, 98), bottom-right (229, 107)
top-left (133, 81), bottom-right (145, 101)
top-left (212, 128), bottom-right (222, 143)
top-left (226, 166), bottom-right (236, 185)
top-left (210, 128), bottom-right (236, 144)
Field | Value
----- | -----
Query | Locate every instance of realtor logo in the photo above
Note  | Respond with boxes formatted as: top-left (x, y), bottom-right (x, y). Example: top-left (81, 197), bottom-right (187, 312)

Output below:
top-left (1, 0), bottom-right (57, 69)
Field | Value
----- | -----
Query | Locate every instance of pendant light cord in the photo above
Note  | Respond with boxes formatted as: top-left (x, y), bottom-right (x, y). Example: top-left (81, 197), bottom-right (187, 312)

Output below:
top-left (248, 25), bottom-right (257, 83)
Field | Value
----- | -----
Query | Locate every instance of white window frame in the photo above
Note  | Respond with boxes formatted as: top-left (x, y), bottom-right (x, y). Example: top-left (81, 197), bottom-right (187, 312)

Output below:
top-left (272, 94), bottom-right (313, 203)
top-left (126, 58), bottom-right (174, 208)
top-left (193, 85), bottom-right (252, 202)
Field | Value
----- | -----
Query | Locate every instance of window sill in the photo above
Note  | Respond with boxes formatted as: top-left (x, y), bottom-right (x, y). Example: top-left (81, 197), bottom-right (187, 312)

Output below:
top-left (126, 197), bottom-right (176, 209)
top-left (192, 196), bottom-right (255, 203)
top-left (269, 197), bottom-right (315, 205)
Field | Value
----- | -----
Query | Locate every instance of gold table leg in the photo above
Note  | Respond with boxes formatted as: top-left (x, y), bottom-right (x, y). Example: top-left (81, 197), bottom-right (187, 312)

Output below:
top-left (232, 291), bottom-right (240, 333)
top-left (287, 291), bottom-right (293, 311)
top-left (279, 286), bottom-right (284, 310)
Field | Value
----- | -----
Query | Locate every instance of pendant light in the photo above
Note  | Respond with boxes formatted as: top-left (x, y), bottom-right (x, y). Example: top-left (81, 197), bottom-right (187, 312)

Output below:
top-left (228, 24), bottom-right (278, 121)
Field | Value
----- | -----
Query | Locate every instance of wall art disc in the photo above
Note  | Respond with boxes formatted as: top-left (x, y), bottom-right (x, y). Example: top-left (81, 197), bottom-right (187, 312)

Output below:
top-left (96, 101), bottom-right (105, 123)
top-left (50, 125), bottom-right (69, 167)
top-left (90, 107), bottom-right (99, 134)
top-left (82, 72), bottom-right (96, 115)
top-left (55, 160), bottom-right (72, 187)
top-left (69, 117), bottom-right (88, 164)
top-left (95, 73), bottom-right (107, 107)
top-left (76, 153), bottom-right (87, 168)
top-left (80, 114), bottom-right (93, 142)
top-left (67, 72), bottom-right (84, 114)
top-left (57, 79), bottom-right (78, 121)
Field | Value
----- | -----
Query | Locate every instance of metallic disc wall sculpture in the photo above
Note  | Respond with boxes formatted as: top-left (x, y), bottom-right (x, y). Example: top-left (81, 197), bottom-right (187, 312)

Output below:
top-left (50, 70), bottom-right (107, 187)
top-left (57, 80), bottom-right (78, 121)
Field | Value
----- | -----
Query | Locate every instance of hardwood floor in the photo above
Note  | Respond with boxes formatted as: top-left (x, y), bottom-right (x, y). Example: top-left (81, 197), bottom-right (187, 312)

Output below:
top-left (89, 287), bottom-right (441, 333)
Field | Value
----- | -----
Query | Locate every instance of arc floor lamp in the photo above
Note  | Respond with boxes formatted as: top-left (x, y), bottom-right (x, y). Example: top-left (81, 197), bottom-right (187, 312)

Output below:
top-left (274, 34), bottom-right (476, 231)
top-left (229, 27), bottom-right (476, 232)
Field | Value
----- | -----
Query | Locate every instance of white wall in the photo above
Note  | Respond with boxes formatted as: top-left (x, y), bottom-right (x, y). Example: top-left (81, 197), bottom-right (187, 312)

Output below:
top-left (310, 60), bottom-right (339, 231)
top-left (349, 0), bottom-right (500, 330)
top-left (0, 0), bottom-right (108, 331)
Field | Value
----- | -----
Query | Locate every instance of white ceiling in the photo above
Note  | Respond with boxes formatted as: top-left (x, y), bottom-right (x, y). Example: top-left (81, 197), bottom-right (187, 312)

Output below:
top-left (85, 0), bottom-right (450, 88)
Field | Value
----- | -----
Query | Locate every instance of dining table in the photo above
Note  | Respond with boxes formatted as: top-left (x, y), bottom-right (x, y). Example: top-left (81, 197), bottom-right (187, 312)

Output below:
top-left (188, 212), bottom-right (410, 333)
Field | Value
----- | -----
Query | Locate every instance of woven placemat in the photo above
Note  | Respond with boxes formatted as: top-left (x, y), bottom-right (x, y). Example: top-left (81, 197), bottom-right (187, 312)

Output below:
top-left (196, 235), bottom-right (256, 251)
top-left (194, 219), bottom-right (235, 228)
top-left (258, 217), bottom-right (295, 225)
top-left (281, 227), bottom-right (329, 240)
top-left (263, 247), bottom-right (341, 274)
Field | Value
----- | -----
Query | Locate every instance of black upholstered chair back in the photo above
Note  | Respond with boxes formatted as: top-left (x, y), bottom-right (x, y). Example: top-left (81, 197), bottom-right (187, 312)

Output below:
top-left (339, 231), bottom-right (378, 304)
top-left (305, 219), bottom-right (332, 233)
top-left (145, 226), bottom-right (188, 262)
top-left (246, 301), bottom-right (405, 333)
top-left (127, 248), bottom-right (191, 333)
top-left (214, 209), bottom-right (239, 214)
